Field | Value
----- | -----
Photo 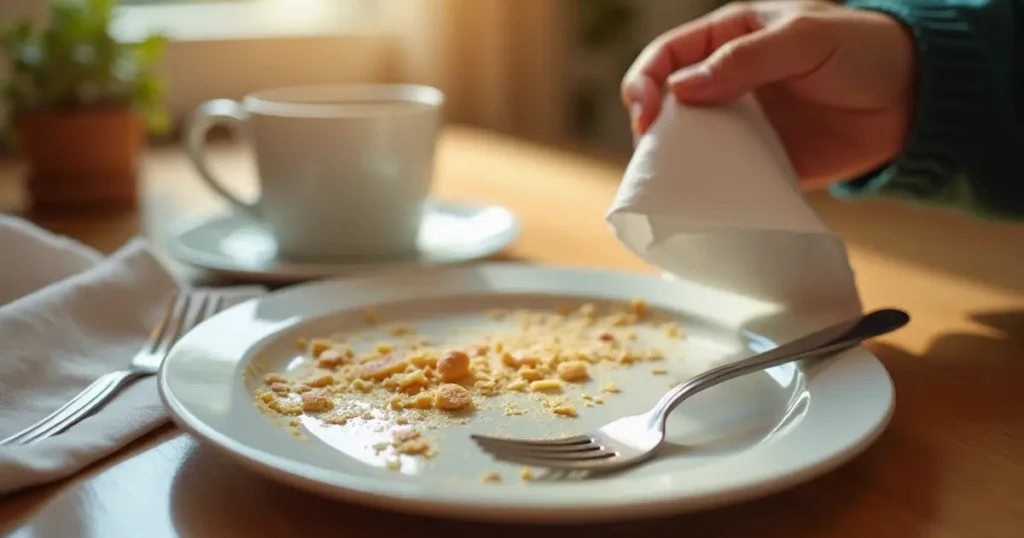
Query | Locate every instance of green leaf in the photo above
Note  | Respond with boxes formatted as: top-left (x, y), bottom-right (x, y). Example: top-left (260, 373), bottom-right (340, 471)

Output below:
top-left (0, 0), bottom-right (167, 139)
top-left (135, 34), bottom-right (167, 66)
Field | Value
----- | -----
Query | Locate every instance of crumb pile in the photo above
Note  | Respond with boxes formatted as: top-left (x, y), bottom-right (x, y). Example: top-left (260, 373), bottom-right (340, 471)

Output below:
top-left (253, 299), bottom-right (687, 471)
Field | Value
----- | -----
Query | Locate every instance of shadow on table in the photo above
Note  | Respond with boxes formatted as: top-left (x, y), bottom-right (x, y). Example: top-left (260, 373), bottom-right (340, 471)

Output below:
top-left (168, 311), bottom-right (1024, 538)
top-left (808, 194), bottom-right (1024, 294)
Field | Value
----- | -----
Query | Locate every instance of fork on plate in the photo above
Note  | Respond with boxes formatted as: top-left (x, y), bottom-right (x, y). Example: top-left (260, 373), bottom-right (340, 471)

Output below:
top-left (0, 287), bottom-right (260, 446)
top-left (472, 308), bottom-right (910, 473)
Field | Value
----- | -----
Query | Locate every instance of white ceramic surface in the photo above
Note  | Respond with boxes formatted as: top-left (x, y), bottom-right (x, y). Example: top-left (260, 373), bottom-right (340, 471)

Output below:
top-left (166, 200), bottom-right (520, 282)
top-left (185, 84), bottom-right (443, 261)
top-left (158, 264), bottom-right (894, 524)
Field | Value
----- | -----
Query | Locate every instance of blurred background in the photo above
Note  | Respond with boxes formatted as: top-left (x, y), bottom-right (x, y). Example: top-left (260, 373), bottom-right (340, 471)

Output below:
top-left (0, 0), bottom-right (728, 156)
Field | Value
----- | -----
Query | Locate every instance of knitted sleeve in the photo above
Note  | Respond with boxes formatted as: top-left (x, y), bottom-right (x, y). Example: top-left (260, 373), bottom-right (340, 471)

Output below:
top-left (834, 0), bottom-right (1024, 220)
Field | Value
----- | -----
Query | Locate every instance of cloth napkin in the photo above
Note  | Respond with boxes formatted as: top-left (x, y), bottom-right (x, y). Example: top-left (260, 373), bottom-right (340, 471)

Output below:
top-left (1, 217), bottom-right (192, 495)
top-left (606, 94), bottom-right (862, 321)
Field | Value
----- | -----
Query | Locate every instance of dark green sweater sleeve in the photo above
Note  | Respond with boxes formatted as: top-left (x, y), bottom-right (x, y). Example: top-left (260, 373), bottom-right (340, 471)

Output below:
top-left (834, 0), bottom-right (1024, 220)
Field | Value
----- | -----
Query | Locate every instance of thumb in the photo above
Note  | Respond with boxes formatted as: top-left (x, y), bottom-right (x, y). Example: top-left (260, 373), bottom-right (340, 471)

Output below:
top-left (668, 18), bottom-right (832, 104)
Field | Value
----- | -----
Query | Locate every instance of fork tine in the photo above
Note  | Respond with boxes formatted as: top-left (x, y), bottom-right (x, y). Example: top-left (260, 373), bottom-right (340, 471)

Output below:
top-left (488, 448), bottom-right (616, 462)
top-left (146, 292), bottom-right (185, 352)
top-left (470, 433), bottom-right (592, 447)
top-left (473, 437), bottom-right (601, 453)
top-left (151, 291), bottom-right (194, 354)
top-left (155, 291), bottom-right (209, 356)
top-left (200, 293), bottom-right (224, 322)
top-left (482, 451), bottom-right (618, 470)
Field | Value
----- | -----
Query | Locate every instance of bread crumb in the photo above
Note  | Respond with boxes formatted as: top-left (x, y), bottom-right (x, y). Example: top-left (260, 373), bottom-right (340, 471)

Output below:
top-left (309, 338), bottom-right (332, 357)
top-left (376, 342), bottom-right (394, 354)
top-left (553, 405), bottom-right (577, 417)
top-left (301, 391), bottom-right (333, 412)
top-left (520, 467), bottom-right (534, 482)
top-left (518, 368), bottom-right (544, 381)
top-left (437, 350), bottom-right (471, 381)
top-left (602, 382), bottom-right (620, 394)
top-left (307, 374), bottom-right (334, 388)
top-left (507, 379), bottom-right (528, 391)
top-left (264, 373), bottom-right (287, 384)
top-left (363, 308), bottom-right (378, 324)
top-left (652, 368), bottom-right (668, 375)
top-left (556, 360), bottom-right (589, 381)
top-left (631, 298), bottom-right (646, 316)
top-left (594, 396), bottom-right (604, 404)
top-left (530, 379), bottom-right (563, 392)
top-left (434, 383), bottom-right (472, 410)
top-left (483, 472), bottom-right (502, 483)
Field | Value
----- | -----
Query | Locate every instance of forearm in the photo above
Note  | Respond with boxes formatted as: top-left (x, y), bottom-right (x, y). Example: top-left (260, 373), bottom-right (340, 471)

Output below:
top-left (834, 0), bottom-right (1024, 219)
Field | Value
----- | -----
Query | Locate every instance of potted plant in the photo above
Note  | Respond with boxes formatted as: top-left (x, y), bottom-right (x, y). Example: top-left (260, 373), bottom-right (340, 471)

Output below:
top-left (0, 0), bottom-right (169, 211)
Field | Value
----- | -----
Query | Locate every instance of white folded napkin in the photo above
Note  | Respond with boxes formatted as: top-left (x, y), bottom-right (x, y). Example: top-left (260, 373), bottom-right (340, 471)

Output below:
top-left (0, 218), bottom-right (181, 495)
top-left (606, 94), bottom-right (862, 321)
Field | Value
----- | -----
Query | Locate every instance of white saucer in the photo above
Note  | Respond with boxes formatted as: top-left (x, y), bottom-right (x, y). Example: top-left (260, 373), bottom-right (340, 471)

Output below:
top-left (166, 200), bottom-right (520, 282)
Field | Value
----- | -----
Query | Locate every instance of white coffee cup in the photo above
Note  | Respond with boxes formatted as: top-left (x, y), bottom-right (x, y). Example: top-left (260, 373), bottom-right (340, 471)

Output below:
top-left (185, 84), bottom-right (444, 261)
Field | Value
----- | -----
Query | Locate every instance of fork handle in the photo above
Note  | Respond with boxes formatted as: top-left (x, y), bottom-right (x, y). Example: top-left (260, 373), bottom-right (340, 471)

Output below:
top-left (1, 370), bottom-right (141, 446)
top-left (651, 309), bottom-right (910, 428)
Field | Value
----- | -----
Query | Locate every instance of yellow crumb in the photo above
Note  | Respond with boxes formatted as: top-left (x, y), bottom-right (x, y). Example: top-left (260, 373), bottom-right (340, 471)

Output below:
top-left (530, 379), bottom-right (563, 392)
top-left (264, 373), bottom-right (286, 384)
top-left (631, 298), bottom-right (646, 316)
top-left (520, 467), bottom-right (534, 482)
top-left (396, 416), bottom-right (409, 425)
top-left (652, 368), bottom-right (668, 375)
top-left (437, 350), bottom-right (471, 381)
top-left (389, 394), bottom-right (404, 411)
top-left (594, 396), bottom-right (604, 404)
top-left (482, 472), bottom-right (502, 483)
top-left (507, 379), bottom-right (528, 391)
top-left (602, 382), bottom-right (620, 393)
top-left (296, 337), bottom-right (308, 351)
top-left (552, 405), bottom-right (577, 417)
top-left (259, 392), bottom-right (275, 403)
top-left (309, 338), bottom-right (332, 358)
top-left (556, 360), bottom-right (589, 381)
top-left (307, 374), bottom-right (334, 388)
top-left (434, 383), bottom-right (472, 410)
top-left (518, 368), bottom-right (544, 381)
top-left (405, 392), bottom-right (434, 409)
top-left (300, 391), bottom-right (333, 412)
top-left (363, 308), bottom-right (378, 324)
top-left (376, 342), bottom-right (394, 354)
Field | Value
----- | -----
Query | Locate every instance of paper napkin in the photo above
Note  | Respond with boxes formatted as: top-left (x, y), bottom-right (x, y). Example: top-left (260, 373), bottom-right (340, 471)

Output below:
top-left (0, 217), bottom-right (256, 495)
top-left (606, 94), bottom-right (862, 320)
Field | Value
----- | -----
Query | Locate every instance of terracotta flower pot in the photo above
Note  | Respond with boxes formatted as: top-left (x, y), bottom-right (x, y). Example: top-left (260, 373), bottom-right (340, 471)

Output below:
top-left (17, 108), bottom-right (145, 212)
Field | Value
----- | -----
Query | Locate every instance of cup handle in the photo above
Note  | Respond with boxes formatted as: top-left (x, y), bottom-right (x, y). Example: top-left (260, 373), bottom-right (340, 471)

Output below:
top-left (185, 99), bottom-right (260, 219)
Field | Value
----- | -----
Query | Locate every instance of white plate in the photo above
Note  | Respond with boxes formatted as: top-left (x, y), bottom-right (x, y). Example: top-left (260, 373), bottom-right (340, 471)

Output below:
top-left (158, 264), bottom-right (894, 524)
top-left (166, 199), bottom-right (520, 282)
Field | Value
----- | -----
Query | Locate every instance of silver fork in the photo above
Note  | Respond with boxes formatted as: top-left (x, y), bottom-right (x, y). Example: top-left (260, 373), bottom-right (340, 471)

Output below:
top-left (0, 287), bottom-right (258, 446)
top-left (472, 308), bottom-right (910, 472)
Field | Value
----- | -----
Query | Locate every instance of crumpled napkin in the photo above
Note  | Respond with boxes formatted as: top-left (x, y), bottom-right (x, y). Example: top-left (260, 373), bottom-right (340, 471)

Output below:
top-left (0, 217), bottom-right (199, 495)
top-left (606, 94), bottom-right (862, 321)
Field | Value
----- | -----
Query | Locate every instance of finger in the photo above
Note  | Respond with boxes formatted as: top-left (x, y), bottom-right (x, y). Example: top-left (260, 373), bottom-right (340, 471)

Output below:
top-left (668, 15), bottom-right (835, 105)
top-left (622, 3), bottom-right (759, 136)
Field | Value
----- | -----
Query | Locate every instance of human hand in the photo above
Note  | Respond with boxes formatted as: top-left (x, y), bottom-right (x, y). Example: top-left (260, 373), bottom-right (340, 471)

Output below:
top-left (621, 1), bottom-right (916, 187)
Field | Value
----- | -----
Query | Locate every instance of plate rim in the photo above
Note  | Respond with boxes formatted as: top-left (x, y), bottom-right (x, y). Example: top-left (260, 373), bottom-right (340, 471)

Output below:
top-left (158, 262), bottom-right (895, 523)
top-left (163, 200), bottom-right (521, 281)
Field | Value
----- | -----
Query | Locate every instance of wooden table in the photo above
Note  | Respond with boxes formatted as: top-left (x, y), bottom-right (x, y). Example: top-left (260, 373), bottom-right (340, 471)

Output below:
top-left (2, 126), bottom-right (1023, 538)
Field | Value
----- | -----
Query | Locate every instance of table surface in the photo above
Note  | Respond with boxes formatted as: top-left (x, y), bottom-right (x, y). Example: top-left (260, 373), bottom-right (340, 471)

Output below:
top-left (1, 126), bottom-right (1023, 538)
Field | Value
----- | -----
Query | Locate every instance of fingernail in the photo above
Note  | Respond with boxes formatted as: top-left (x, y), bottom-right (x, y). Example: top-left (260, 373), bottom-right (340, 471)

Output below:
top-left (669, 64), bottom-right (711, 96)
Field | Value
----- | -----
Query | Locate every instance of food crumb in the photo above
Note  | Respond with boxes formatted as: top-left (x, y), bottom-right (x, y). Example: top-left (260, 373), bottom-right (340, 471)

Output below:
top-left (520, 467), bottom-right (534, 482)
top-left (363, 308), bottom-right (378, 324)
top-left (483, 472), bottom-right (502, 484)
top-left (651, 368), bottom-right (668, 375)
top-left (602, 382), bottom-right (621, 394)
top-left (530, 379), bottom-right (563, 392)
top-left (553, 405), bottom-right (577, 417)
